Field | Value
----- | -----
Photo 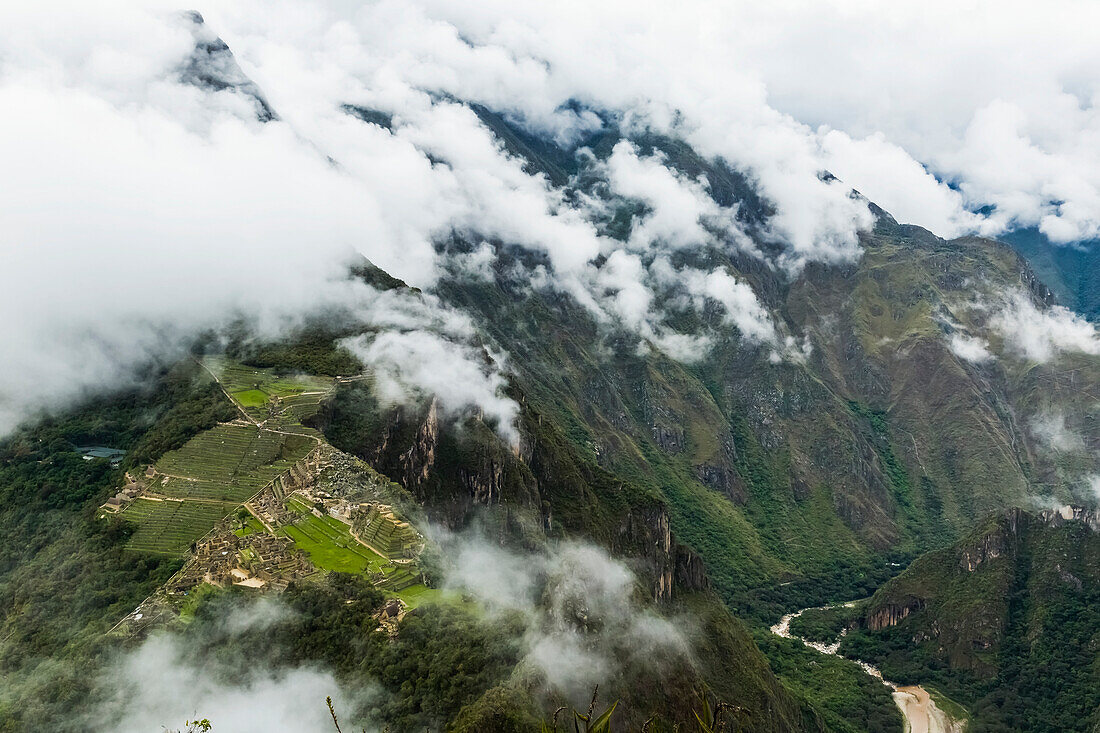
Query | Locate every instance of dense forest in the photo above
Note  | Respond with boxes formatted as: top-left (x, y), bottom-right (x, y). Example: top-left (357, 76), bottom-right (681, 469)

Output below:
top-left (0, 361), bottom-right (231, 729)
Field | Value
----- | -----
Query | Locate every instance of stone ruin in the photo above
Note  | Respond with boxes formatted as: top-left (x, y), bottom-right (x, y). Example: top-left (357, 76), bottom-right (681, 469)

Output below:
top-left (101, 473), bottom-right (147, 513)
top-left (167, 522), bottom-right (314, 595)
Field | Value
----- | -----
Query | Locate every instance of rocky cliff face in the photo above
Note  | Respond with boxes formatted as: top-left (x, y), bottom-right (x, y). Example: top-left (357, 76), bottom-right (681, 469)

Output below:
top-left (958, 511), bottom-right (1016, 572)
top-left (178, 11), bottom-right (277, 122)
top-left (399, 398), bottom-right (438, 498)
top-left (1039, 504), bottom-right (1100, 532)
top-left (615, 504), bottom-right (709, 602)
top-left (320, 380), bottom-right (717, 601)
top-left (866, 598), bottom-right (925, 631)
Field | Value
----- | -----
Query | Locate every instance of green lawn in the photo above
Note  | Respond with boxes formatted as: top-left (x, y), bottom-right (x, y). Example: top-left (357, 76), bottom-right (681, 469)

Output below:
top-left (394, 583), bottom-right (439, 609)
top-left (280, 514), bottom-right (389, 575)
top-left (206, 357), bottom-right (332, 397)
top-left (232, 389), bottom-right (270, 407)
top-left (234, 516), bottom-right (267, 537)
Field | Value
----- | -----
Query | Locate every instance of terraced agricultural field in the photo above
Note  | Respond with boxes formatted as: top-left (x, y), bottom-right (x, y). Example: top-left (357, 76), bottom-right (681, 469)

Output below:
top-left (280, 497), bottom-right (388, 574)
top-left (152, 424), bottom-right (314, 503)
top-left (119, 382), bottom-right (319, 555)
top-left (232, 389), bottom-right (269, 407)
top-left (394, 583), bottom-right (435, 608)
top-left (280, 495), bottom-right (433, 601)
top-left (115, 357), bottom-right (436, 604)
top-left (203, 356), bottom-right (333, 421)
top-left (123, 499), bottom-right (233, 555)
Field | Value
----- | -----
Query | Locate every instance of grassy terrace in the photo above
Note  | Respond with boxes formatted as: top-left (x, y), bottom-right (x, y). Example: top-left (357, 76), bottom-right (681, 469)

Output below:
top-left (204, 356), bottom-right (333, 422)
top-left (151, 424), bottom-right (314, 504)
top-left (117, 357), bottom-right (436, 605)
top-left (234, 516), bottom-right (267, 538)
top-left (281, 496), bottom-right (434, 604)
top-left (122, 499), bottom-right (233, 555)
top-left (232, 389), bottom-right (269, 407)
top-left (281, 497), bottom-right (387, 574)
top-left (117, 358), bottom-right (322, 556)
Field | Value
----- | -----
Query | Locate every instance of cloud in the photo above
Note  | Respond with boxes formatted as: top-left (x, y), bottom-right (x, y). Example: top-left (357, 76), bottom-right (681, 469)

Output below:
top-left (343, 329), bottom-right (520, 445)
top-left (86, 604), bottom-right (372, 733)
top-left (992, 291), bottom-right (1100, 362)
top-left (436, 528), bottom-right (691, 702)
top-left (1030, 410), bottom-right (1086, 453)
top-left (704, 0), bottom-right (1100, 244)
top-left (3, 0), bottom-right (1098, 437)
top-left (948, 333), bottom-right (994, 364)
top-left (207, 0), bottom-right (880, 269)
top-left (820, 130), bottom-right (989, 239)
top-left (600, 141), bottom-right (753, 254)
top-left (682, 269), bottom-right (780, 346)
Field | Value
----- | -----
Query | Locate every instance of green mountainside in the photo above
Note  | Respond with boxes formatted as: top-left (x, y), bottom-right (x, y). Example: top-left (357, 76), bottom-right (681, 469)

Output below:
top-left (333, 109), bottom-right (1098, 623)
top-left (0, 350), bottom-right (828, 731)
top-left (0, 92), bottom-right (1098, 731)
top-left (842, 508), bottom-right (1100, 731)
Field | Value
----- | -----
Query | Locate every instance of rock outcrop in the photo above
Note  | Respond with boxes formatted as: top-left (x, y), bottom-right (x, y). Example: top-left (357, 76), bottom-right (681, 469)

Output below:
top-left (866, 598), bottom-right (925, 631)
top-left (616, 504), bottom-right (709, 603)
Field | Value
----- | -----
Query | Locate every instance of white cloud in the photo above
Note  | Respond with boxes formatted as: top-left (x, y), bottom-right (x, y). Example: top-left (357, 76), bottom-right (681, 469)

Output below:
top-left (333, 287), bottom-right (521, 444)
top-left (684, 269), bottom-right (780, 346)
top-left (821, 130), bottom-right (988, 238)
top-left (948, 333), bottom-right (994, 364)
top-left (602, 141), bottom-right (752, 254)
top-left (343, 329), bottom-right (519, 445)
top-left (87, 606), bottom-right (372, 733)
top-left (4, 0), bottom-right (1099, 436)
top-left (694, 0), bottom-right (1100, 243)
top-left (208, 0), bottom-right (879, 267)
top-left (992, 291), bottom-right (1100, 362)
top-left (448, 241), bottom-right (497, 281)
top-left (1029, 411), bottom-right (1085, 453)
top-left (436, 529), bottom-right (691, 702)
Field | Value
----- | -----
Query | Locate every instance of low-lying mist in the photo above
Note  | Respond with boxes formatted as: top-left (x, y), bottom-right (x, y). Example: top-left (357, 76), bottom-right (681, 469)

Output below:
top-left (83, 527), bottom-right (694, 731)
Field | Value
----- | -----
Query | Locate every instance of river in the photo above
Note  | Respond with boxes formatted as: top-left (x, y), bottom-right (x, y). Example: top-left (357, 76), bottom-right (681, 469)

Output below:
top-left (770, 604), bottom-right (965, 733)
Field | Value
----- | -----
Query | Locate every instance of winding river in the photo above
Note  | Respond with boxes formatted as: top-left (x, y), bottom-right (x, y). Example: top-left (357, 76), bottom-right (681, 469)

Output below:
top-left (770, 604), bottom-right (965, 733)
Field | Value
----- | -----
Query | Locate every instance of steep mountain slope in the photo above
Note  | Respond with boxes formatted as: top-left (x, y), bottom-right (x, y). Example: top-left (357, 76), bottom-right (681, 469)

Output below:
top-left (0, 349), bottom-right (834, 732)
top-left (321, 105), bottom-right (1099, 624)
top-left (1, 17), bottom-right (1098, 732)
top-left (1001, 228), bottom-right (1100, 320)
top-left (841, 507), bottom-right (1100, 731)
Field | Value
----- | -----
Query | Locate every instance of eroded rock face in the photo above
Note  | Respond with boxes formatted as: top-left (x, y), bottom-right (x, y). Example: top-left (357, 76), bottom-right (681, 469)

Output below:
top-left (959, 531), bottom-right (1008, 572)
top-left (694, 462), bottom-right (745, 504)
top-left (866, 598), bottom-right (925, 631)
top-left (616, 505), bottom-right (708, 603)
top-left (1038, 505), bottom-right (1100, 532)
top-left (399, 398), bottom-right (438, 497)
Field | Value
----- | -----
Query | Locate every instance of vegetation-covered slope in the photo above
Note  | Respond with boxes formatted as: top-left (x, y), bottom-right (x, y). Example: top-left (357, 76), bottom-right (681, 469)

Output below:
top-left (324, 108), bottom-right (1099, 625)
top-left (0, 342), bottom-right (841, 732)
top-left (1, 75), bottom-right (1098, 732)
top-left (842, 507), bottom-right (1100, 731)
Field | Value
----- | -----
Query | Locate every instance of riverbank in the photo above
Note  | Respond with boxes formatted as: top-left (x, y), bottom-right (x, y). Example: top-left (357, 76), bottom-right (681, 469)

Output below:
top-left (771, 604), bottom-right (965, 733)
